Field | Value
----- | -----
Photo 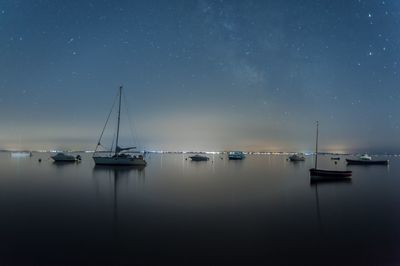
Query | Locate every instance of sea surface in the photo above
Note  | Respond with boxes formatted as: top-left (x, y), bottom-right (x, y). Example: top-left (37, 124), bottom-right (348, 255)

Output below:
top-left (0, 152), bottom-right (399, 265)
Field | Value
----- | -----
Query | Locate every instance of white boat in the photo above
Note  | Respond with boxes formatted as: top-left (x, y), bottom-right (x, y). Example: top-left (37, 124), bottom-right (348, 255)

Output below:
top-left (51, 153), bottom-right (80, 162)
top-left (11, 151), bottom-right (32, 158)
top-left (289, 153), bottom-right (305, 161)
top-left (93, 86), bottom-right (147, 166)
top-left (228, 151), bottom-right (245, 160)
top-left (359, 153), bottom-right (372, 160)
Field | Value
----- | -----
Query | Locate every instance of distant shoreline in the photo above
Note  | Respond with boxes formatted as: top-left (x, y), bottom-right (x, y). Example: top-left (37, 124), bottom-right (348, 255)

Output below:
top-left (2, 150), bottom-right (399, 156)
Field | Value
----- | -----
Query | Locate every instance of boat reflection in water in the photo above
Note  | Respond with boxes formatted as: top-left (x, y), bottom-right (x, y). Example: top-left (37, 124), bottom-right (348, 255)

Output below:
top-left (310, 173), bottom-right (352, 234)
top-left (310, 174), bottom-right (352, 184)
top-left (92, 165), bottom-right (146, 225)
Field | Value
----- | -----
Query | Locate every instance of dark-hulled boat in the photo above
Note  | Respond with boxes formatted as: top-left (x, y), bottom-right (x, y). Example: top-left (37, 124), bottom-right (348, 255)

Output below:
top-left (309, 121), bottom-right (352, 179)
top-left (189, 155), bottom-right (210, 161)
top-left (289, 153), bottom-right (305, 162)
top-left (309, 168), bottom-right (352, 177)
top-left (346, 159), bottom-right (389, 165)
top-left (346, 153), bottom-right (389, 165)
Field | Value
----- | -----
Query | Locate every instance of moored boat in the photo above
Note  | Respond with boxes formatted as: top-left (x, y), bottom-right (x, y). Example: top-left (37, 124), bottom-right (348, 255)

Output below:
top-left (289, 153), bottom-right (305, 161)
top-left (92, 86), bottom-right (147, 166)
top-left (51, 153), bottom-right (80, 162)
top-left (11, 151), bottom-right (32, 158)
top-left (189, 155), bottom-right (209, 161)
top-left (309, 168), bottom-right (352, 177)
top-left (346, 153), bottom-right (388, 165)
top-left (309, 121), bottom-right (352, 179)
top-left (228, 151), bottom-right (245, 160)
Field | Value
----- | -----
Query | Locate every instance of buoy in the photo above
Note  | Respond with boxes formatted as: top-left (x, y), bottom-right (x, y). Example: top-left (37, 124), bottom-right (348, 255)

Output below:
top-left (38, 158), bottom-right (42, 162)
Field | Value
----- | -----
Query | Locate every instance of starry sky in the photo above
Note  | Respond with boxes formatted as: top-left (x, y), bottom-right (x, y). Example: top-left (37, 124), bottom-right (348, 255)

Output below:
top-left (1, 0), bottom-right (399, 153)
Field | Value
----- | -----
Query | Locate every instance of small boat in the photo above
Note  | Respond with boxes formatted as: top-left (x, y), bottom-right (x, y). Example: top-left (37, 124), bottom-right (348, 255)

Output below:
top-left (330, 157), bottom-right (340, 160)
top-left (92, 86), bottom-right (147, 166)
top-left (189, 155), bottom-right (210, 161)
top-left (346, 153), bottom-right (388, 165)
top-left (11, 151), bottom-right (32, 158)
top-left (289, 153), bottom-right (305, 161)
top-left (228, 151), bottom-right (245, 160)
top-left (51, 153), bottom-right (81, 162)
top-left (309, 121), bottom-right (352, 179)
top-left (309, 168), bottom-right (352, 177)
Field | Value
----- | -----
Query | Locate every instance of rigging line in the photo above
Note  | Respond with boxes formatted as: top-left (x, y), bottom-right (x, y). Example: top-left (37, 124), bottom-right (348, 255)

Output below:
top-left (94, 90), bottom-right (119, 153)
top-left (110, 130), bottom-right (117, 157)
top-left (122, 89), bottom-right (140, 150)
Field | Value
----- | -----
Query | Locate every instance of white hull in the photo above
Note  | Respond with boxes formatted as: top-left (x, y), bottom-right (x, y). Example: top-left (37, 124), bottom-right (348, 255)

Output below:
top-left (93, 156), bottom-right (147, 166)
top-left (11, 152), bottom-right (32, 158)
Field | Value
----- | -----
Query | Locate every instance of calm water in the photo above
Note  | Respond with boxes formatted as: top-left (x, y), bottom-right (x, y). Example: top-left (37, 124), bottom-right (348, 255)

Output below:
top-left (0, 152), bottom-right (399, 265)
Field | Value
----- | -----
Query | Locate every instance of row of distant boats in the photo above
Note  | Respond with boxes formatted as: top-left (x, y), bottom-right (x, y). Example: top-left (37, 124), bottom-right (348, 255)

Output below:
top-left (34, 151), bottom-right (244, 162)
top-left (288, 153), bottom-right (389, 165)
top-left (9, 151), bottom-right (245, 163)
top-left (188, 151), bottom-right (245, 161)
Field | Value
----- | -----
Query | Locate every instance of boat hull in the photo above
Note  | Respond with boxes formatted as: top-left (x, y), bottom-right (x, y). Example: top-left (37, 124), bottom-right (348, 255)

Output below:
top-left (52, 158), bottom-right (76, 162)
top-left (51, 155), bottom-right (76, 162)
top-left (346, 159), bottom-right (389, 165)
top-left (309, 168), bottom-right (352, 177)
top-left (228, 156), bottom-right (245, 160)
top-left (93, 156), bottom-right (147, 166)
top-left (189, 156), bottom-right (209, 161)
top-left (289, 158), bottom-right (305, 162)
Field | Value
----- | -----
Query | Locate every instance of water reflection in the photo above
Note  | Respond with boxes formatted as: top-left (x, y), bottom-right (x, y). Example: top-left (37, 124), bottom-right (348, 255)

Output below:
top-left (92, 166), bottom-right (146, 241)
top-left (310, 177), bottom-right (352, 236)
top-left (51, 161), bottom-right (81, 168)
top-left (310, 177), bottom-right (352, 185)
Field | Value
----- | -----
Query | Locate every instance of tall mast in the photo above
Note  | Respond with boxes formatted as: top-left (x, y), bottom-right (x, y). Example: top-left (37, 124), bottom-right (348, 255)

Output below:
top-left (315, 121), bottom-right (319, 169)
top-left (115, 86), bottom-right (122, 155)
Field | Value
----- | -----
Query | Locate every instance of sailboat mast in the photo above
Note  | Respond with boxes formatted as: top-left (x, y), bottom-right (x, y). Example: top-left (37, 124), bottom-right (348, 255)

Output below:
top-left (315, 121), bottom-right (319, 169)
top-left (115, 86), bottom-right (122, 155)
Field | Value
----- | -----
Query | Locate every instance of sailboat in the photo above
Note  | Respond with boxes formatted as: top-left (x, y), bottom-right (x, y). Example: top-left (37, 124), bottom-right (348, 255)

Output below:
top-left (309, 121), bottom-right (352, 179)
top-left (92, 86), bottom-right (147, 166)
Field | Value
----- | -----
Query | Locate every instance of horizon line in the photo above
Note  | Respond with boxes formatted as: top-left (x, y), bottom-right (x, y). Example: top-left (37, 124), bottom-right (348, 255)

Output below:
top-left (3, 150), bottom-right (400, 156)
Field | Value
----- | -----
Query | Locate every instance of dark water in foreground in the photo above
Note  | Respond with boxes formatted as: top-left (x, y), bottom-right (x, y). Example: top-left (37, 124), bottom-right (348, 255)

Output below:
top-left (1, 152), bottom-right (399, 265)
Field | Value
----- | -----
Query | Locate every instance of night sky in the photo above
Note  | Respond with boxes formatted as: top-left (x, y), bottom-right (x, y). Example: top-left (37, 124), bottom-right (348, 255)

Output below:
top-left (1, 0), bottom-right (399, 153)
